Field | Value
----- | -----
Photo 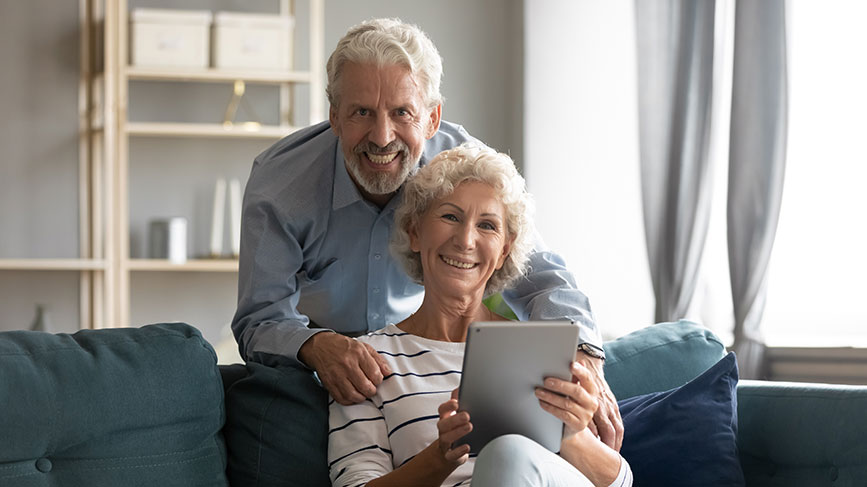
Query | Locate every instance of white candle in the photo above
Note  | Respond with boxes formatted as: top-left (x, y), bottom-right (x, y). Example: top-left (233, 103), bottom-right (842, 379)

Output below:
top-left (229, 178), bottom-right (242, 257)
top-left (210, 178), bottom-right (226, 257)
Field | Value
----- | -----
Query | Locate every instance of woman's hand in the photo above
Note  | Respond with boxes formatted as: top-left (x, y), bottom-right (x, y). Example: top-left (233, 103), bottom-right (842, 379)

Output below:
top-left (534, 361), bottom-right (600, 439)
top-left (435, 389), bottom-right (473, 466)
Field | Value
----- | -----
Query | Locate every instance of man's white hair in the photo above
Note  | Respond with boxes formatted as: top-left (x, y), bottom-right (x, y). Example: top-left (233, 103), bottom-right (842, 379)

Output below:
top-left (326, 18), bottom-right (444, 110)
top-left (391, 143), bottom-right (535, 296)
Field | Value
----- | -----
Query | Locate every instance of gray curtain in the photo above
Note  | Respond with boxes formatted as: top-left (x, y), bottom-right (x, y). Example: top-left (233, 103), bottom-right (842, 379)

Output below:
top-left (728, 0), bottom-right (788, 379)
top-left (635, 0), bottom-right (717, 323)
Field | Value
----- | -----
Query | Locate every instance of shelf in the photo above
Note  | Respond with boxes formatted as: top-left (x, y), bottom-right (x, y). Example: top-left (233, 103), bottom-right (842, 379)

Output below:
top-left (127, 259), bottom-right (239, 272)
top-left (125, 66), bottom-right (312, 85)
top-left (126, 122), bottom-right (297, 139)
top-left (0, 259), bottom-right (107, 271)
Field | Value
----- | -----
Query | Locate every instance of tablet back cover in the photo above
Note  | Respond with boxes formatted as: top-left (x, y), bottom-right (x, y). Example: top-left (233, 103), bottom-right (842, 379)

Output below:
top-left (458, 321), bottom-right (578, 453)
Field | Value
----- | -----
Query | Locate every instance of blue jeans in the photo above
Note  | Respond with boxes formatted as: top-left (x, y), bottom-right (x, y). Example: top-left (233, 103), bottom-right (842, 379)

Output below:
top-left (471, 435), bottom-right (594, 487)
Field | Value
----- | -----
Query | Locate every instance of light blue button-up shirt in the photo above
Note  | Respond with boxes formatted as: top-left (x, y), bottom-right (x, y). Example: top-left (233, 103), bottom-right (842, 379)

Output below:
top-left (232, 120), bottom-right (600, 367)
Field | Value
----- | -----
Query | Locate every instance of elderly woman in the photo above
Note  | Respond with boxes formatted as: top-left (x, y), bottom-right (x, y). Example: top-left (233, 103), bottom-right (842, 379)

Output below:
top-left (328, 144), bottom-right (632, 487)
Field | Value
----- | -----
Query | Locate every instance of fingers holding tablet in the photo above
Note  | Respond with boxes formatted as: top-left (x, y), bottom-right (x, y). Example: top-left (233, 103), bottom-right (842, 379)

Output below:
top-left (436, 393), bottom-right (473, 464)
top-left (535, 362), bottom-right (600, 434)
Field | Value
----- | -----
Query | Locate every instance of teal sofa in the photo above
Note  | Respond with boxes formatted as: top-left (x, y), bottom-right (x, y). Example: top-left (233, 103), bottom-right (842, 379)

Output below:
top-left (2, 321), bottom-right (866, 486)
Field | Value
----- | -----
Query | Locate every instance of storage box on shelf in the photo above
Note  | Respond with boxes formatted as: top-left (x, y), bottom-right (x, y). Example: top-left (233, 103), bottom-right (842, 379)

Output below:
top-left (213, 12), bottom-right (293, 71)
top-left (130, 8), bottom-right (212, 68)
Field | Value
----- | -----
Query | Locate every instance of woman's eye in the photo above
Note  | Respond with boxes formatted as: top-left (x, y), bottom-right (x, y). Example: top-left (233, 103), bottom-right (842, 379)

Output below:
top-left (442, 213), bottom-right (459, 222)
top-left (479, 222), bottom-right (496, 231)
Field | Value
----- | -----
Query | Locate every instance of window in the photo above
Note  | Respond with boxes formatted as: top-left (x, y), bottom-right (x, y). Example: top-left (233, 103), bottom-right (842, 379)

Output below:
top-left (761, 0), bottom-right (867, 347)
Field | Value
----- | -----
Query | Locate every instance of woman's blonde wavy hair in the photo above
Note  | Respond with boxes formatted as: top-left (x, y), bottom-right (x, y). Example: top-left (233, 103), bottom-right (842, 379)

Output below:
top-left (391, 143), bottom-right (535, 295)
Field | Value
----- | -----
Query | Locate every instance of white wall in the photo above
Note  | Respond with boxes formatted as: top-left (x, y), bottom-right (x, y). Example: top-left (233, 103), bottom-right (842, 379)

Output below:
top-left (524, 0), bottom-right (654, 339)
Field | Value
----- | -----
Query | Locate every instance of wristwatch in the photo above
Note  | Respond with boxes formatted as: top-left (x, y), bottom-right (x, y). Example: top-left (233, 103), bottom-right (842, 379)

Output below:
top-left (577, 342), bottom-right (606, 361)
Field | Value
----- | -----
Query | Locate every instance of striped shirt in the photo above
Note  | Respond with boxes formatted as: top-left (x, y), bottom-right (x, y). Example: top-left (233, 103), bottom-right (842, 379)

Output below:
top-left (327, 324), bottom-right (632, 487)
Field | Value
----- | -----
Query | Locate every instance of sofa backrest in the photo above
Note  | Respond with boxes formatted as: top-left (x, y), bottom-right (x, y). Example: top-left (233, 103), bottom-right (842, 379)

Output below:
top-left (0, 322), bottom-right (228, 487)
top-left (737, 379), bottom-right (867, 486)
top-left (603, 320), bottom-right (727, 399)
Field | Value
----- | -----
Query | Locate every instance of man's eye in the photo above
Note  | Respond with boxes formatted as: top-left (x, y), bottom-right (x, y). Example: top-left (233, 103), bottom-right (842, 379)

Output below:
top-left (357, 108), bottom-right (369, 116)
top-left (396, 109), bottom-right (409, 117)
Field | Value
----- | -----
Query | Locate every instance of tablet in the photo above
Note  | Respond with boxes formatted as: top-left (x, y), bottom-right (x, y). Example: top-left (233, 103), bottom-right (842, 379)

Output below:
top-left (457, 321), bottom-right (579, 454)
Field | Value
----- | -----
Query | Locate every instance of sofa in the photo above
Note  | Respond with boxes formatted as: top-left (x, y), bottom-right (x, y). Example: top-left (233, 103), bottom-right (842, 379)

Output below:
top-left (2, 320), bottom-right (866, 486)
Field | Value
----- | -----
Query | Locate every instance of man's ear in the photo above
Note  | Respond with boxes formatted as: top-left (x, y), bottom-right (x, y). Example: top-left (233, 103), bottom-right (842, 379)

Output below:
top-left (495, 235), bottom-right (515, 270)
top-left (329, 106), bottom-right (340, 136)
top-left (425, 104), bottom-right (442, 139)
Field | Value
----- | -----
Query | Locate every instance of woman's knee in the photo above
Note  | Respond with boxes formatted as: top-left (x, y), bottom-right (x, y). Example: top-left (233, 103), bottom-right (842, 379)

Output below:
top-left (473, 434), bottom-right (546, 486)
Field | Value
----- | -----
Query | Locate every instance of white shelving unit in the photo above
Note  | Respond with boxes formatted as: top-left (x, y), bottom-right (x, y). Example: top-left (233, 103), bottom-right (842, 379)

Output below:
top-left (0, 0), bottom-right (324, 331)
top-left (107, 0), bottom-right (324, 327)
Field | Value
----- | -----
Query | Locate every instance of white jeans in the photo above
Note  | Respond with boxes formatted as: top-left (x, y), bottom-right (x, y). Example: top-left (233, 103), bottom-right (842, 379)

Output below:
top-left (470, 434), bottom-right (594, 487)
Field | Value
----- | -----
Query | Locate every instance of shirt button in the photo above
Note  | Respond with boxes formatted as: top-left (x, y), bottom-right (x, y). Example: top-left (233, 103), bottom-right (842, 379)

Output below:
top-left (374, 253), bottom-right (382, 260)
top-left (371, 313), bottom-right (380, 320)
top-left (36, 458), bottom-right (52, 473)
top-left (373, 287), bottom-right (380, 294)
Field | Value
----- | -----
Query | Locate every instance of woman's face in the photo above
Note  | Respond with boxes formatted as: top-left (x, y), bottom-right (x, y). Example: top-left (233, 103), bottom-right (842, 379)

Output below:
top-left (410, 181), bottom-right (513, 298)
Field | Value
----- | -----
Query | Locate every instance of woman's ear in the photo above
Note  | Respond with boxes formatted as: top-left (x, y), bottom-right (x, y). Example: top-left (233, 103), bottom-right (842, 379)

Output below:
top-left (495, 234), bottom-right (516, 270)
top-left (409, 224), bottom-right (421, 253)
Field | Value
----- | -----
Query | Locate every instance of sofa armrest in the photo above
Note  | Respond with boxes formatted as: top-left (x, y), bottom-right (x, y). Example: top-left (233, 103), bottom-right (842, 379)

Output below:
top-left (737, 380), bottom-right (867, 486)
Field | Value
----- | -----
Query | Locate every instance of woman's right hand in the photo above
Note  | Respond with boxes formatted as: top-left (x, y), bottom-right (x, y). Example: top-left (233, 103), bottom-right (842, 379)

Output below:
top-left (435, 388), bottom-right (473, 466)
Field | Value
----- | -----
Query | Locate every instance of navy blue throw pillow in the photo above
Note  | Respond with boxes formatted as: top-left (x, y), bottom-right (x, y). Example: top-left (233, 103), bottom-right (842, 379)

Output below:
top-left (618, 352), bottom-right (745, 487)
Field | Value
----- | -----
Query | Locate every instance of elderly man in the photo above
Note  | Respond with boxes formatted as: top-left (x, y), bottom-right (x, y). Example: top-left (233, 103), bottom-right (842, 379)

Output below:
top-left (231, 18), bottom-right (623, 450)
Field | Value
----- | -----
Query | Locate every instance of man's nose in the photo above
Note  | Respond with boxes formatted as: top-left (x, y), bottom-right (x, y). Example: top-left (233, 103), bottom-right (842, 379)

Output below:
top-left (369, 115), bottom-right (396, 149)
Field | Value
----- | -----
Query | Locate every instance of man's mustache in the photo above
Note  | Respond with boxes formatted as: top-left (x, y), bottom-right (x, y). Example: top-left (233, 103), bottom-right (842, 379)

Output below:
top-left (353, 140), bottom-right (409, 156)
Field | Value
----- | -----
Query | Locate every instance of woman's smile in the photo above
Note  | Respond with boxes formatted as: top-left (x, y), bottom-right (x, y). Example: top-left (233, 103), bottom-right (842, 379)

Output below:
top-left (440, 255), bottom-right (478, 270)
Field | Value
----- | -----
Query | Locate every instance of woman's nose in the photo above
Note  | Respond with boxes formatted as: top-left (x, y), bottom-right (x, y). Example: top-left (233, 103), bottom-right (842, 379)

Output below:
top-left (453, 224), bottom-right (476, 250)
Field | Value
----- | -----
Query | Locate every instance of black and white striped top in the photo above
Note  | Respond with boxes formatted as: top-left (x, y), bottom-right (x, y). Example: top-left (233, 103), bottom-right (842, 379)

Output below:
top-left (327, 324), bottom-right (473, 487)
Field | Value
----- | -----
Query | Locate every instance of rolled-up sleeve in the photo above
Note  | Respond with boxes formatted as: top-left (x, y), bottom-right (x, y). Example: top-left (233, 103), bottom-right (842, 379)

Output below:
top-left (501, 229), bottom-right (603, 350)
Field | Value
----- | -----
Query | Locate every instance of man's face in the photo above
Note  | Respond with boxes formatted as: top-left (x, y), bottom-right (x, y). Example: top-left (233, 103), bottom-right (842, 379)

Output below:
top-left (330, 62), bottom-right (442, 203)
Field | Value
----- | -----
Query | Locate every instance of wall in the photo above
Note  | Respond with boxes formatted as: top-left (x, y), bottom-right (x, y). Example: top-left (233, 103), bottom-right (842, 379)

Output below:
top-left (0, 0), bottom-right (82, 333)
top-left (524, 0), bottom-right (654, 339)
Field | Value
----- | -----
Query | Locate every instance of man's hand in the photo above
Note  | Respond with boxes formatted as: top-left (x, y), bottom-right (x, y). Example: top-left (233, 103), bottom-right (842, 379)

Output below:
top-left (574, 351), bottom-right (624, 451)
top-left (298, 332), bottom-right (391, 405)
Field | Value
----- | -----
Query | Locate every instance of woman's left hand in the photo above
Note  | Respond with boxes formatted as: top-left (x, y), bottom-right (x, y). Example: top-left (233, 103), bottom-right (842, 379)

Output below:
top-left (534, 361), bottom-right (600, 437)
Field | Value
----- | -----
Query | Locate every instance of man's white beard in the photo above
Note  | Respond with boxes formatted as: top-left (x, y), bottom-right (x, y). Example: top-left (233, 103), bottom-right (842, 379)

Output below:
top-left (346, 140), bottom-right (420, 195)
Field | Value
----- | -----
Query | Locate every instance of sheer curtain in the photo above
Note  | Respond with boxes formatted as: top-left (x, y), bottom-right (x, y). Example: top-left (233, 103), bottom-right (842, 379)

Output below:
top-left (727, 0), bottom-right (788, 378)
top-left (636, 0), bottom-right (788, 378)
top-left (635, 0), bottom-right (716, 323)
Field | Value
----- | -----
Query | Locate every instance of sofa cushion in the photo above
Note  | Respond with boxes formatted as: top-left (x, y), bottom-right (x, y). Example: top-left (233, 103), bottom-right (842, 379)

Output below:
top-left (0, 322), bottom-right (227, 487)
top-left (223, 362), bottom-right (330, 487)
top-left (603, 320), bottom-right (727, 399)
top-left (619, 352), bottom-right (745, 487)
